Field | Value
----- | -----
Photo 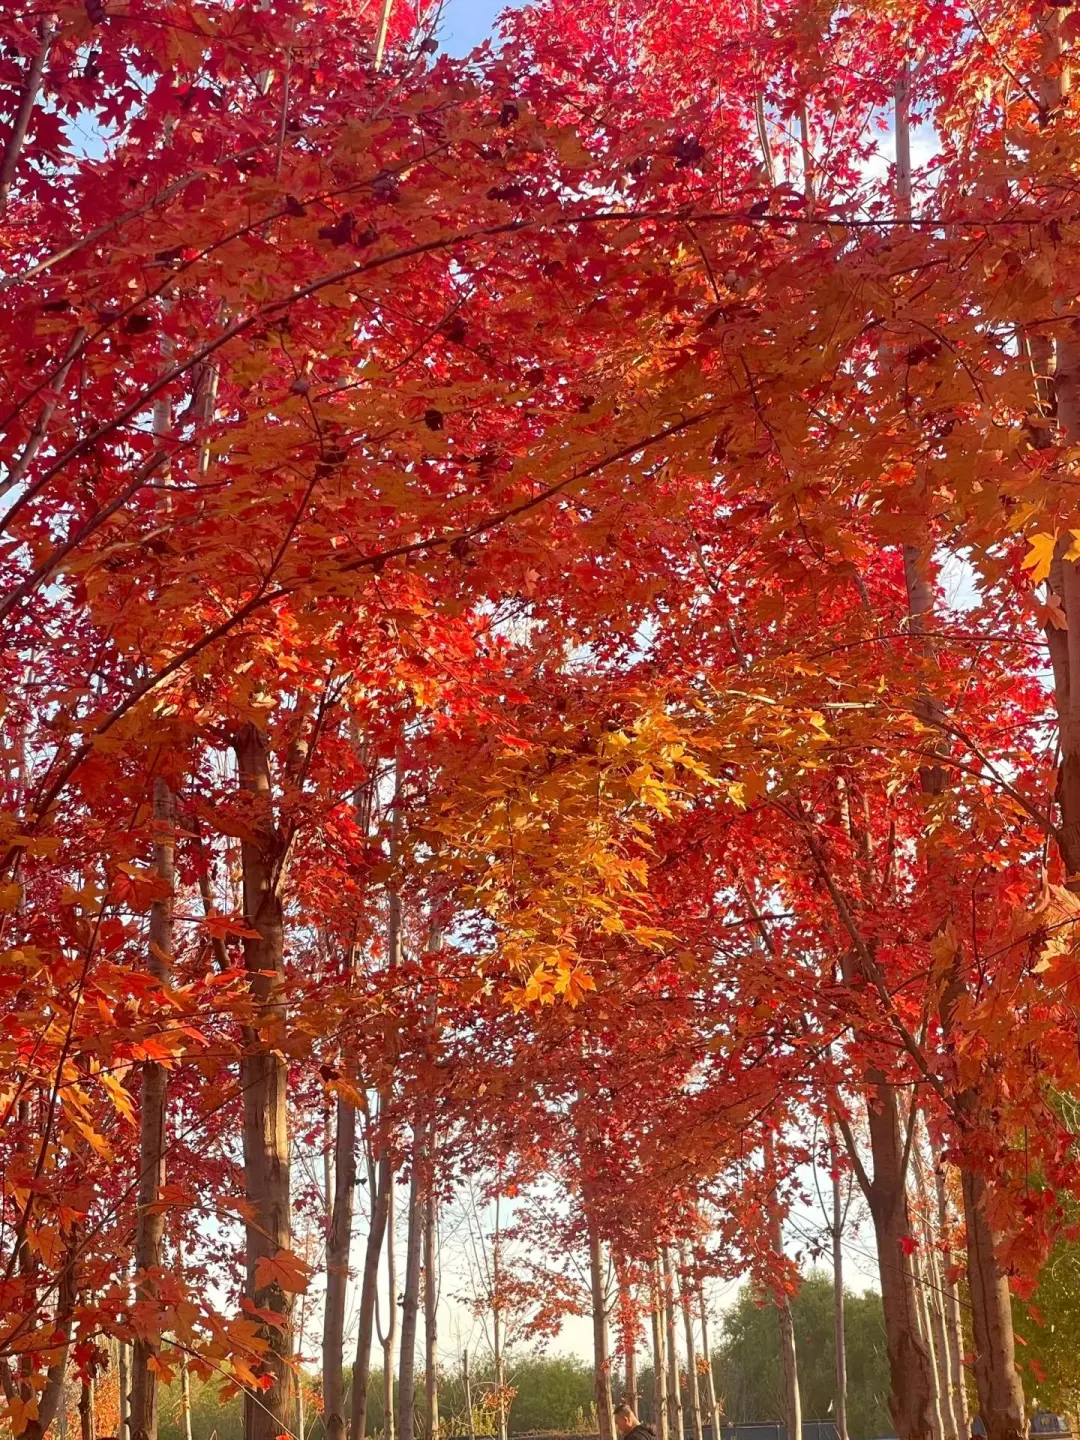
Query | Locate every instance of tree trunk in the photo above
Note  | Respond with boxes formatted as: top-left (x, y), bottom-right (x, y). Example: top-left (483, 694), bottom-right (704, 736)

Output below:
top-left (463, 1350), bottom-right (474, 1440)
top-left (625, 1330), bottom-right (638, 1413)
top-left (678, 1252), bottom-right (704, 1440)
top-left (180, 1362), bottom-right (192, 1440)
top-left (913, 1145), bottom-right (958, 1440)
top-left (764, 1141), bottom-right (801, 1440)
top-left (399, 1129), bottom-right (426, 1440)
top-left (698, 1289), bottom-right (722, 1440)
top-left (1041, 7), bottom-right (1080, 891)
top-left (829, 1130), bottom-right (848, 1440)
top-left (652, 1259), bottom-right (670, 1440)
top-left (893, 47), bottom-right (1027, 1440)
top-left (962, 1168), bottom-right (1024, 1440)
top-left (20, 1233), bottom-right (78, 1440)
top-left (936, 1169), bottom-right (969, 1440)
top-left (382, 1174), bottom-right (397, 1440)
top-left (235, 723), bottom-right (293, 1440)
top-left (492, 1196), bottom-right (508, 1440)
top-left (351, 1140), bottom-right (392, 1440)
top-left (353, 769), bottom-right (402, 1440)
top-left (910, 1244), bottom-right (945, 1440)
top-left (860, 1080), bottom-right (936, 1440)
top-left (424, 1187), bottom-right (439, 1440)
top-left (79, 1377), bottom-right (94, 1440)
top-left (662, 1248), bottom-right (683, 1440)
top-left (323, 1086), bottom-right (356, 1440)
top-left (588, 1217), bottom-right (616, 1440)
top-left (130, 777), bottom-right (174, 1440)
top-left (118, 1343), bottom-right (129, 1440)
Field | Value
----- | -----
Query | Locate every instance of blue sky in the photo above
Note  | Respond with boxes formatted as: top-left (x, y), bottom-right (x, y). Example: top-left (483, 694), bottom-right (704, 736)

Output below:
top-left (438, 0), bottom-right (517, 54)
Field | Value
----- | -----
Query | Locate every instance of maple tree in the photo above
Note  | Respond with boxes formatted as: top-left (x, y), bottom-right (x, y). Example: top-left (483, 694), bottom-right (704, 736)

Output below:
top-left (7, 4), bottom-right (1080, 1440)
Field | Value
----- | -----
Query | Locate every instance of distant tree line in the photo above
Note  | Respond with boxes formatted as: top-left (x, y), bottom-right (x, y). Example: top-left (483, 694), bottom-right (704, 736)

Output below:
top-left (157, 1277), bottom-right (895, 1440)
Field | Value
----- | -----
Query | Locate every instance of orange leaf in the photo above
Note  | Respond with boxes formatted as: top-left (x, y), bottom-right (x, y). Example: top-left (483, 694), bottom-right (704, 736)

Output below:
top-left (254, 1248), bottom-right (310, 1295)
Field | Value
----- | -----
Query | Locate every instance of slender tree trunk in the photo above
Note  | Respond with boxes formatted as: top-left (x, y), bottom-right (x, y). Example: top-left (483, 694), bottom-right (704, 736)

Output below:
top-left (118, 1342), bottom-right (129, 1440)
top-left (20, 1233), bottom-right (78, 1440)
top-left (860, 1080), bottom-right (936, 1440)
top-left (382, 1176), bottom-right (398, 1440)
top-left (323, 1085), bottom-right (356, 1440)
top-left (79, 1377), bottom-right (94, 1440)
top-left (652, 1259), bottom-right (670, 1440)
top-left (910, 1243), bottom-right (945, 1440)
top-left (353, 769), bottom-right (402, 1440)
top-left (678, 1252), bottom-right (704, 1440)
top-left (589, 1217), bottom-right (616, 1440)
top-left (764, 1140), bottom-right (801, 1440)
top-left (235, 723), bottom-right (293, 1440)
top-left (130, 777), bottom-right (174, 1440)
top-left (914, 1145), bottom-right (957, 1440)
top-left (1042, 0), bottom-right (1080, 892)
top-left (463, 1350), bottom-right (474, 1440)
top-left (625, 1330), bottom-right (638, 1413)
top-left (936, 1169), bottom-right (969, 1440)
top-left (925, 1246), bottom-right (957, 1440)
top-left (698, 1289), bottom-right (722, 1440)
top-left (662, 1248), bottom-right (683, 1440)
top-left (352, 1141), bottom-right (392, 1440)
top-left (961, 1168), bottom-right (1024, 1440)
top-left (492, 1196), bottom-right (508, 1440)
top-left (424, 1187), bottom-right (439, 1440)
top-left (829, 1130), bottom-right (848, 1440)
top-left (399, 1128), bottom-right (426, 1440)
top-left (180, 1362), bottom-right (192, 1440)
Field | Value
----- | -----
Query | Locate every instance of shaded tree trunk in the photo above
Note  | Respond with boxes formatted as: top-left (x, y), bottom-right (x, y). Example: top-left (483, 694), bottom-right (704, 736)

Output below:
top-left (381, 1176), bottom-right (398, 1440)
top-left (652, 1259), bottom-right (670, 1440)
top-left (424, 1187), bottom-right (439, 1440)
top-left (910, 1243), bottom-right (945, 1440)
top-left (859, 1081), bottom-right (936, 1440)
top-left (589, 1217), bottom-right (616, 1440)
top-left (624, 1331), bottom-right (638, 1413)
top-left (352, 769), bottom-right (401, 1440)
top-left (18, 1232), bottom-right (78, 1440)
top-left (492, 1195), bottom-right (508, 1440)
top-left (463, 1350), bottom-right (474, 1440)
top-left (78, 1377), bottom-right (94, 1440)
top-left (323, 1082), bottom-right (356, 1440)
top-left (235, 723), bottom-right (293, 1440)
top-left (351, 1135), bottom-right (392, 1440)
top-left (961, 1168), bottom-right (1024, 1440)
top-left (936, 1169), bottom-right (969, 1440)
top-left (678, 1250), bottom-right (703, 1440)
top-left (118, 1342), bottom-right (129, 1440)
top-left (662, 1248), bottom-right (683, 1440)
top-left (698, 1289), bottom-right (722, 1440)
top-left (399, 1129), bottom-right (426, 1440)
top-left (828, 1130), bottom-right (848, 1440)
top-left (130, 777), bottom-right (174, 1440)
top-left (914, 1145), bottom-right (958, 1440)
top-left (764, 1139), bottom-right (801, 1440)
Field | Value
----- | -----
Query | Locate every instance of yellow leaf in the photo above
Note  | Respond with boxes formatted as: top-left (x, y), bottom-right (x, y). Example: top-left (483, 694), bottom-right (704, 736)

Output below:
top-left (1065, 529), bottom-right (1080, 563)
top-left (1022, 532), bottom-right (1057, 584)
